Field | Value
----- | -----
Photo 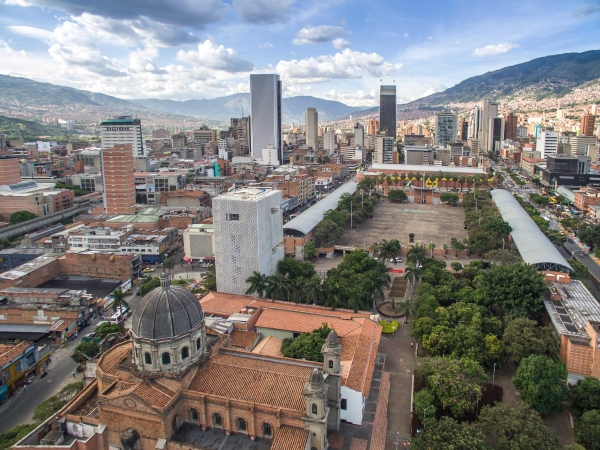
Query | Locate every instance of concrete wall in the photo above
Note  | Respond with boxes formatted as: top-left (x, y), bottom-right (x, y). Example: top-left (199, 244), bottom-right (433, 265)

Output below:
top-left (340, 386), bottom-right (364, 425)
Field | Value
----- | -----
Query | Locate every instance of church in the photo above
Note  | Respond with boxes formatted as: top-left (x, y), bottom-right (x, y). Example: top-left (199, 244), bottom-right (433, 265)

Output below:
top-left (13, 273), bottom-right (382, 450)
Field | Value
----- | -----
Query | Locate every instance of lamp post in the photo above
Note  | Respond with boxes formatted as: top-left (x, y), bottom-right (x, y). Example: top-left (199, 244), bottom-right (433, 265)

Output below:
top-left (416, 403), bottom-right (434, 426)
top-left (492, 362), bottom-right (496, 386)
top-left (350, 200), bottom-right (353, 230)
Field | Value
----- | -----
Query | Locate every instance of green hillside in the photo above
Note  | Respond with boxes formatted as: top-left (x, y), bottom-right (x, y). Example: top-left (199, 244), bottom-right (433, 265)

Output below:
top-left (0, 116), bottom-right (70, 142)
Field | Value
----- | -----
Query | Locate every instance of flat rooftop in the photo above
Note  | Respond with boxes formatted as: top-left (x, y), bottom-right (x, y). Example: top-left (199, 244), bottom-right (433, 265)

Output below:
top-left (216, 188), bottom-right (278, 201)
top-left (38, 276), bottom-right (121, 299)
top-left (545, 280), bottom-right (600, 339)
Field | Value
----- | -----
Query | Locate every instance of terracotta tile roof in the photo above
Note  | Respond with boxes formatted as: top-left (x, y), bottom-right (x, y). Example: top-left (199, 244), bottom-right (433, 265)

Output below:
top-left (115, 381), bottom-right (136, 391)
top-left (251, 336), bottom-right (283, 358)
top-left (188, 353), bottom-right (315, 411)
top-left (271, 426), bottom-right (309, 450)
top-left (200, 292), bottom-right (254, 316)
top-left (254, 308), bottom-right (365, 337)
top-left (205, 326), bottom-right (220, 336)
top-left (0, 341), bottom-right (30, 367)
top-left (227, 330), bottom-right (258, 350)
top-left (98, 342), bottom-right (132, 376)
top-left (249, 299), bottom-right (371, 320)
top-left (132, 381), bottom-right (176, 408)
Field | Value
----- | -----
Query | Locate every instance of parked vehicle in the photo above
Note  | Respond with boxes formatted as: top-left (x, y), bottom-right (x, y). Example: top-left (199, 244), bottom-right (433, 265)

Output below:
top-left (390, 257), bottom-right (403, 263)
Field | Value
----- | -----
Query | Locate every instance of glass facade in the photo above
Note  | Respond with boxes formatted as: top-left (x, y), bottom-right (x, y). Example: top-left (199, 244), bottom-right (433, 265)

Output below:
top-left (379, 85), bottom-right (397, 138)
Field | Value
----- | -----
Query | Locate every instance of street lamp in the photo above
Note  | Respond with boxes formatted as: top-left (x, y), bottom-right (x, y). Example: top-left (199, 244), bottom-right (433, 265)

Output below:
top-left (416, 402), bottom-right (434, 426)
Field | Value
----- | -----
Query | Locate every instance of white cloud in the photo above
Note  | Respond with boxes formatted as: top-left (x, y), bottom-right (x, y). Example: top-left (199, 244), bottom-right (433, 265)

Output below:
top-left (404, 33), bottom-right (409, 37)
top-left (321, 89), bottom-right (378, 107)
top-left (259, 42), bottom-right (273, 48)
top-left (472, 43), bottom-right (518, 57)
top-left (292, 25), bottom-right (349, 45)
top-left (332, 38), bottom-right (351, 49)
top-left (276, 49), bottom-right (402, 81)
top-left (233, 0), bottom-right (295, 24)
top-left (7, 25), bottom-right (53, 41)
top-left (176, 39), bottom-right (253, 73)
top-left (421, 82), bottom-right (447, 97)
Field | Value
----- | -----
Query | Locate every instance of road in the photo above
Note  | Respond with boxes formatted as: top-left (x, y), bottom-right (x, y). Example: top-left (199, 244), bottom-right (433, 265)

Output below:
top-left (0, 341), bottom-right (80, 434)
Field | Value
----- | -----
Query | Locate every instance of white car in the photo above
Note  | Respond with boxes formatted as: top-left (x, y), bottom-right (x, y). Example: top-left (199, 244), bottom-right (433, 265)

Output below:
top-left (390, 257), bottom-right (403, 263)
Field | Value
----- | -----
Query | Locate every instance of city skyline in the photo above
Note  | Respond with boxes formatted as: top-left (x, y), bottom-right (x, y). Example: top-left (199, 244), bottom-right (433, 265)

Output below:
top-left (0, 0), bottom-right (598, 106)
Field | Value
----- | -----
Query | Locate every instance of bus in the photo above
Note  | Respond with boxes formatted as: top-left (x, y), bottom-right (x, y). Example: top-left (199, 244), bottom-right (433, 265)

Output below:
top-left (110, 306), bottom-right (130, 324)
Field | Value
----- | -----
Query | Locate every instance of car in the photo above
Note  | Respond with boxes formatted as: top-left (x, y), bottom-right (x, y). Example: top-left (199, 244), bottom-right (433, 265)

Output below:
top-left (85, 332), bottom-right (96, 339)
top-left (390, 257), bottom-right (403, 263)
top-left (568, 238), bottom-right (574, 243)
top-left (142, 267), bottom-right (155, 273)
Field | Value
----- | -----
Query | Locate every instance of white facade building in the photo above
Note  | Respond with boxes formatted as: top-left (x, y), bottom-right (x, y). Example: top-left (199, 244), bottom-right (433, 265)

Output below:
top-left (323, 131), bottom-right (336, 155)
top-left (480, 99), bottom-right (499, 152)
top-left (537, 131), bottom-right (559, 159)
top-left (213, 188), bottom-right (284, 295)
top-left (101, 116), bottom-right (144, 157)
top-left (570, 136), bottom-right (597, 156)
top-left (259, 145), bottom-right (280, 166)
top-left (183, 224), bottom-right (214, 262)
top-left (305, 108), bottom-right (318, 150)
top-left (250, 74), bottom-right (282, 162)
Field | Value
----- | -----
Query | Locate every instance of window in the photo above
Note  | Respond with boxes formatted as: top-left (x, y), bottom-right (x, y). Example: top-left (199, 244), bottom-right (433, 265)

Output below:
top-left (328, 360), bottom-right (333, 369)
top-left (312, 404), bottom-right (317, 415)
top-left (144, 352), bottom-right (152, 364)
top-left (341, 399), bottom-right (347, 410)
top-left (162, 352), bottom-right (171, 365)
top-left (262, 423), bottom-right (272, 437)
top-left (237, 418), bottom-right (247, 432)
top-left (190, 408), bottom-right (198, 422)
top-left (226, 213), bottom-right (239, 221)
top-left (196, 338), bottom-right (201, 350)
top-left (213, 413), bottom-right (222, 427)
top-left (181, 347), bottom-right (189, 360)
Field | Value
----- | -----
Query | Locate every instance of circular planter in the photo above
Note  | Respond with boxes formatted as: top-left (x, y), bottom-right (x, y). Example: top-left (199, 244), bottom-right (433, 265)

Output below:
top-left (377, 300), bottom-right (406, 318)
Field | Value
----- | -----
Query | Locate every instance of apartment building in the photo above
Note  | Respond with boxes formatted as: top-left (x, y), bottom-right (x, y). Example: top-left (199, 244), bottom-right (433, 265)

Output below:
top-left (0, 181), bottom-right (74, 222)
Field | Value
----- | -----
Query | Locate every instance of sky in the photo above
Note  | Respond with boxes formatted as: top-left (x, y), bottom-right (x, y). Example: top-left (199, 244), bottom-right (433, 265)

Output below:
top-left (0, 0), bottom-right (599, 107)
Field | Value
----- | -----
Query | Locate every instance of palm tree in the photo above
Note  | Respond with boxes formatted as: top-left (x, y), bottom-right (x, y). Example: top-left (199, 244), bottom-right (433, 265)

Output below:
top-left (396, 299), bottom-right (414, 324)
top-left (415, 172), bottom-right (422, 187)
top-left (400, 173), bottom-right (407, 186)
top-left (406, 244), bottom-right (426, 267)
top-left (427, 242), bottom-right (436, 258)
top-left (459, 176), bottom-right (467, 192)
top-left (245, 271), bottom-right (268, 298)
top-left (163, 258), bottom-right (175, 273)
top-left (377, 238), bottom-right (401, 266)
top-left (287, 278), bottom-right (304, 304)
top-left (349, 287), bottom-right (371, 313)
top-left (378, 173), bottom-right (386, 192)
top-left (304, 276), bottom-right (325, 305)
top-left (450, 237), bottom-right (465, 257)
top-left (404, 263), bottom-right (422, 299)
top-left (392, 172), bottom-right (400, 189)
top-left (112, 287), bottom-right (125, 312)
top-left (466, 176), bottom-right (474, 192)
top-left (324, 281), bottom-right (349, 310)
top-left (265, 272), bottom-right (289, 300)
top-left (364, 266), bottom-right (391, 311)
top-left (442, 243), bottom-right (449, 257)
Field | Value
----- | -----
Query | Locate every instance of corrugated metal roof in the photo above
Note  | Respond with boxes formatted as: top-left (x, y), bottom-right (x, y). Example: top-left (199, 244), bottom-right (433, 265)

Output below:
top-left (283, 182), bottom-right (357, 236)
top-left (491, 189), bottom-right (573, 273)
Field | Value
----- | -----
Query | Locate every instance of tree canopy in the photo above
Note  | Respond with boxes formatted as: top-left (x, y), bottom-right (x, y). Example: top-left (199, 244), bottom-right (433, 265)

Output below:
top-left (575, 409), bottom-right (600, 450)
top-left (139, 277), bottom-right (160, 297)
top-left (578, 223), bottom-right (600, 251)
top-left (313, 219), bottom-right (344, 246)
top-left (388, 189), bottom-right (408, 202)
top-left (440, 192), bottom-right (460, 205)
top-left (281, 324), bottom-right (332, 362)
top-left (412, 417), bottom-right (487, 450)
top-left (9, 210), bottom-right (37, 224)
top-left (503, 317), bottom-right (557, 363)
top-left (569, 377), bottom-right (600, 418)
top-left (96, 322), bottom-right (121, 339)
top-left (513, 355), bottom-right (568, 415)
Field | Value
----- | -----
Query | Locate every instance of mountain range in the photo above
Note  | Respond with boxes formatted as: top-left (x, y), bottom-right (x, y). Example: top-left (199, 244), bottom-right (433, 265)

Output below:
top-left (0, 50), bottom-right (599, 127)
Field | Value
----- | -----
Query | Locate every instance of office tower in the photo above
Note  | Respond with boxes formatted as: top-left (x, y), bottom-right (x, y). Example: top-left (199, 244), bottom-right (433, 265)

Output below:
top-left (101, 116), bottom-right (144, 157)
top-left (537, 130), bottom-right (559, 159)
top-left (469, 106), bottom-right (482, 139)
top-left (101, 144), bottom-right (136, 215)
top-left (379, 85), bottom-right (397, 137)
top-left (434, 112), bottom-right (458, 146)
top-left (230, 117), bottom-right (250, 154)
top-left (504, 113), bottom-right (518, 141)
top-left (193, 125), bottom-right (218, 144)
top-left (570, 136), bottom-right (597, 156)
top-left (305, 108), bottom-right (318, 150)
top-left (581, 113), bottom-right (596, 136)
top-left (354, 123), bottom-right (365, 147)
top-left (323, 131), bottom-right (336, 155)
top-left (152, 129), bottom-right (170, 139)
top-left (375, 136), bottom-right (395, 164)
top-left (213, 188), bottom-right (283, 295)
top-left (468, 138), bottom-right (481, 158)
top-left (481, 98), bottom-right (499, 152)
top-left (487, 117), bottom-right (504, 154)
top-left (250, 74), bottom-right (282, 163)
top-left (459, 118), bottom-right (469, 141)
top-left (367, 119), bottom-right (379, 136)
top-left (0, 157), bottom-right (22, 186)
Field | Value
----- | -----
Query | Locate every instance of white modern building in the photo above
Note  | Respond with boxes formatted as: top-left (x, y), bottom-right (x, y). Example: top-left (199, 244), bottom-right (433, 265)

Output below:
top-left (354, 123), bottom-right (364, 147)
top-left (537, 130), bottom-right (559, 159)
top-left (323, 131), bottom-right (336, 155)
top-left (183, 223), bottom-right (214, 262)
top-left (258, 145), bottom-right (280, 166)
top-left (250, 74), bottom-right (282, 163)
top-left (305, 108), bottom-right (318, 150)
top-left (213, 188), bottom-right (284, 295)
top-left (570, 136), bottom-right (597, 156)
top-left (101, 116), bottom-right (144, 157)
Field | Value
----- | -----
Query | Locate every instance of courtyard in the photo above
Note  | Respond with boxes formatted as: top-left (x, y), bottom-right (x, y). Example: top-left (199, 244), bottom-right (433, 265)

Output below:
top-left (335, 200), bottom-right (468, 251)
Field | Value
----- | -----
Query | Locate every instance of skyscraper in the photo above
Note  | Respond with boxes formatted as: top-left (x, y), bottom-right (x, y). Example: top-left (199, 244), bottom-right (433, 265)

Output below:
top-left (434, 112), bottom-right (458, 146)
top-left (487, 117), bottom-right (504, 154)
top-left (469, 106), bottom-right (482, 139)
top-left (537, 130), bottom-right (559, 159)
top-left (367, 119), bottom-right (379, 136)
top-left (581, 113), bottom-right (596, 136)
top-left (504, 113), bottom-right (518, 141)
top-left (459, 118), bottom-right (469, 142)
top-left (250, 74), bottom-right (282, 164)
top-left (101, 144), bottom-right (136, 215)
top-left (379, 85), bottom-right (397, 138)
top-left (305, 108), bottom-right (318, 150)
top-left (481, 98), bottom-right (499, 152)
top-left (101, 116), bottom-right (144, 157)
top-left (354, 123), bottom-right (365, 147)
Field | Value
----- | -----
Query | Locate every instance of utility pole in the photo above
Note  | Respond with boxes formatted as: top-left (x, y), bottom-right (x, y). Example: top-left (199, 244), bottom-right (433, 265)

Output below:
top-left (350, 200), bottom-right (353, 230)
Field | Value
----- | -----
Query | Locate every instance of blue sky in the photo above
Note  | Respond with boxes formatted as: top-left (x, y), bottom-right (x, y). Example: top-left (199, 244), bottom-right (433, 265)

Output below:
top-left (0, 0), bottom-right (599, 106)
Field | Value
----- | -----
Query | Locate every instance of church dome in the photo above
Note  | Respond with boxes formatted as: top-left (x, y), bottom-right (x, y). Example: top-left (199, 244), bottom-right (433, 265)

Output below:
top-left (132, 273), bottom-right (204, 340)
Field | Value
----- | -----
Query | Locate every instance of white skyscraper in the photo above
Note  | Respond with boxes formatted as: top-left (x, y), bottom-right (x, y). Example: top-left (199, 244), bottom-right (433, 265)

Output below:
top-left (213, 188), bottom-right (284, 295)
top-left (354, 123), bottom-right (365, 147)
top-left (481, 99), bottom-right (499, 152)
top-left (305, 108), bottom-right (318, 150)
top-left (323, 131), bottom-right (336, 155)
top-left (250, 74), bottom-right (282, 164)
top-left (101, 116), bottom-right (144, 157)
top-left (537, 130), bottom-right (559, 159)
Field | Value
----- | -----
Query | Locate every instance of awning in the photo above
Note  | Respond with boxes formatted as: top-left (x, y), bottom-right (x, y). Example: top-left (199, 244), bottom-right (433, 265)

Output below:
top-left (65, 327), bottom-right (79, 338)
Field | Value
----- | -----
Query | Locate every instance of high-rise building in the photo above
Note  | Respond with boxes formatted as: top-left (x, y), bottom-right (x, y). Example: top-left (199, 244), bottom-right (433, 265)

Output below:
top-left (581, 113), bottom-right (596, 136)
top-left (0, 157), bottom-right (22, 186)
top-left (469, 106), bottom-right (482, 139)
top-left (504, 113), bottom-right (518, 141)
top-left (213, 188), bottom-right (283, 295)
top-left (323, 131), bottom-right (336, 155)
top-left (305, 108), bottom-right (318, 150)
top-left (537, 130), bottom-right (559, 159)
top-left (367, 119), bottom-right (379, 136)
top-left (101, 116), bottom-right (144, 157)
top-left (459, 118), bottom-right (469, 141)
top-left (101, 144), bottom-right (136, 215)
top-left (375, 136), bottom-right (395, 164)
top-left (193, 126), bottom-right (218, 144)
top-left (250, 74), bottom-right (282, 163)
top-left (570, 136), bottom-right (597, 156)
top-left (354, 123), bottom-right (365, 147)
top-left (379, 85), bottom-right (397, 138)
top-left (481, 99), bottom-right (499, 152)
top-left (230, 117), bottom-right (250, 154)
top-left (152, 128), bottom-right (171, 139)
top-left (434, 112), bottom-right (458, 146)
top-left (488, 117), bottom-right (504, 154)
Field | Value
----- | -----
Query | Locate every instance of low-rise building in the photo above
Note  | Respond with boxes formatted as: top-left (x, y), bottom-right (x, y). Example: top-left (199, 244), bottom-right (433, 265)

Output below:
top-left (119, 233), bottom-right (171, 264)
top-left (574, 187), bottom-right (600, 214)
top-left (0, 181), bottom-right (74, 222)
top-left (520, 157), bottom-right (546, 177)
top-left (183, 223), bottom-right (214, 262)
top-left (0, 341), bottom-right (49, 400)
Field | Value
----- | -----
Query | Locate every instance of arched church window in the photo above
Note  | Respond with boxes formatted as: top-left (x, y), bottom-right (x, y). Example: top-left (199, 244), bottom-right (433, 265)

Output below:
top-left (162, 352), bottom-right (171, 365)
top-left (144, 352), bottom-right (152, 364)
top-left (181, 347), bottom-right (189, 360)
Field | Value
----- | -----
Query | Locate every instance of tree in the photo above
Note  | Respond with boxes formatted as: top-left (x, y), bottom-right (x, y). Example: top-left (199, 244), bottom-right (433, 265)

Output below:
top-left (163, 258), bottom-right (175, 272)
top-left (406, 244), bottom-right (426, 266)
top-left (450, 237), bottom-right (465, 257)
top-left (396, 299), bottom-right (414, 323)
top-left (440, 192), bottom-right (459, 205)
top-left (513, 355), bottom-right (568, 415)
top-left (412, 417), bottom-right (487, 450)
top-left (323, 209), bottom-right (345, 226)
top-left (578, 223), bottom-right (600, 251)
top-left (303, 241), bottom-right (318, 259)
top-left (139, 277), bottom-right (160, 296)
top-left (476, 403), bottom-right (559, 450)
top-left (484, 249), bottom-right (522, 266)
top-left (245, 271), bottom-right (268, 298)
top-left (304, 276), bottom-right (325, 305)
top-left (287, 277), bottom-right (304, 304)
top-left (71, 341), bottom-right (99, 363)
top-left (376, 238), bottom-right (401, 265)
top-left (96, 322), bottom-right (121, 339)
top-left (576, 409), bottom-right (600, 450)
top-left (404, 263), bottom-right (422, 299)
top-left (569, 377), bottom-right (600, 418)
top-left (480, 263), bottom-right (546, 317)
top-left (413, 389), bottom-right (436, 421)
top-left (484, 217), bottom-right (512, 238)
top-left (9, 210), bottom-right (37, 224)
top-left (265, 272), bottom-right (289, 300)
top-left (111, 287), bottom-right (125, 313)
top-left (388, 189), bottom-right (408, 202)
top-left (313, 219), bottom-right (344, 246)
top-left (427, 242), bottom-right (436, 258)
top-left (281, 324), bottom-right (332, 362)
top-left (277, 258), bottom-right (315, 281)
top-left (503, 317), bottom-right (558, 363)
top-left (32, 381), bottom-right (83, 422)
top-left (450, 262), bottom-right (463, 273)
top-left (338, 192), bottom-right (354, 210)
